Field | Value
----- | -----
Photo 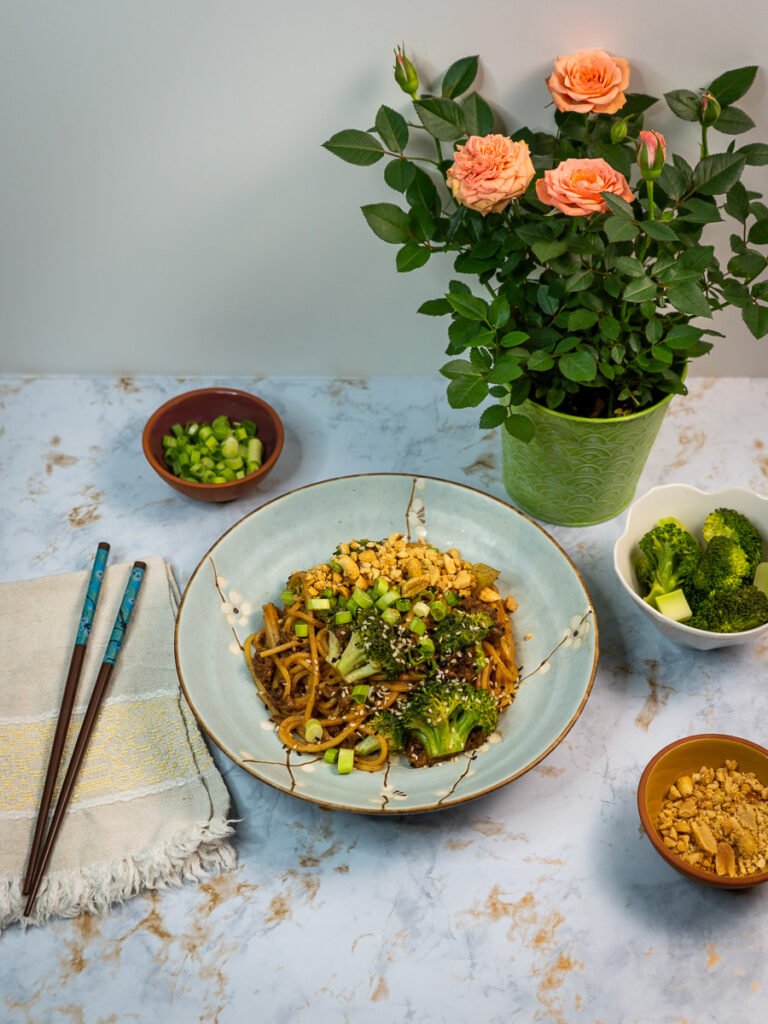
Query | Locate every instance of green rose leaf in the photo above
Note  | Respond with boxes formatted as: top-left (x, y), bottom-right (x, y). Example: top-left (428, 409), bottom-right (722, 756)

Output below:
top-left (605, 216), bottom-right (639, 242)
top-left (442, 56), bottom-right (479, 99)
top-left (558, 351), bottom-right (597, 383)
top-left (663, 324), bottom-right (704, 350)
top-left (619, 93), bottom-right (659, 116)
top-left (406, 167), bottom-right (440, 215)
top-left (446, 317), bottom-right (481, 353)
top-left (446, 376), bottom-right (489, 408)
top-left (667, 281), bottom-right (712, 316)
top-left (413, 97), bottom-right (466, 141)
top-left (384, 159), bottom-right (416, 193)
top-left (489, 295), bottom-right (510, 329)
top-left (567, 309), bottom-right (599, 330)
top-left (418, 298), bottom-right (452, 316)
top-left (713, 105), bottom-right (756, 136)
top-left (504, 414), bottom-right (535, 442)
top-left (678, 198), bottom-right (722, 224)
top-left (527, 351), bottom-right (555, 372)
top-left (680, 245), bottom-right (715, 271)
top-left (478, 404), bottom-right (508, 429)
top-left (640, 220), bottom-right (678, 241)
top-left (532, 239), bottom-right (569, 262)
top-left (737, 143), bottom-right (768, 166)
top-left (396, 241), bottom-right (430, 272)
top-left (748, 220), bottom-right (768, 245)
top-left (623, 277), bottom-right (657, 302)
top-left (446, 292), bottom-right (489, 321)
top-left (725, 182), bottom-right (751, 224)
top-left (500, 330), bottom-right (530, 348)
top-left (487, 353), bottom-right (525, 384)
top-left (440, 359), bottom-right (480, 379)
top-left (462, 93), bottom-right (494, 137)
top-left (664, 89), bottom-right (700, 122)
top-left (692, 153), bottom-right (747, 196)
top-left (564, 269), bottom-right (595, 292)
top-left (361, 203), bottom-right (411, 243)
top-left (728, 251), bottom-right (767, 279)
top-left (743, 302), bottom-right (768, 339)
top-left (657, 165), bottom-right (687, 201)
top-left (409, 205), bottom-right (436, 241)
top-left (708, 66), bottom-right (758, 107)
top-left (614, 256), bottom-right (646, 277)
top-left (375, 106), bottom-right (409, 151)
top-left (322, 129), bottom-right (384, 166)
top-left (601, 192), bottom-right (635, 219)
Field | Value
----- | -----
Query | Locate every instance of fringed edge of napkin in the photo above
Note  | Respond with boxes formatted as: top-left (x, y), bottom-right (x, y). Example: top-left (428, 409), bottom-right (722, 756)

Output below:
top-left (0, 815), bottom-right (236, 931)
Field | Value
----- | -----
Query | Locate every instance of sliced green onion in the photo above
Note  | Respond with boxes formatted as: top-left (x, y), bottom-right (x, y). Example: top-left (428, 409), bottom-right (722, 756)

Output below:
top-left (328, 559), bottom-right (343, 573)
top-left (412, 600), bottom-right (430, 618)
top-left (304, 718), bottom-right (323, 743)
top-left (372, 578), bottom-right (389, 599)
top-left (351, 684), bottom-right (371, 704)
top-left (337, 748), bottom-right (355, 774)
top-left (375, 590), bottom-right (400, 611)
top-left (351, 588), bottom-right (373, 609)
top-left (280, 588), bottom-right (296, 605)
top-left (162, 434), bottom-right (176, 448)
top-left (408, 616), bottom-right (426, 636)
top-left (220, 436), bottom-right (239, 459)
top-left (307, 597), bottom-right (331, 611)
top-left (246, 437), bottom-right (264, 467)
top-left (381, 607), bottom-right (401, 626)
top-left (395, 599), bottom-right (412, 613)
top-left (429, 600), bottom-right (448, 621)
top-left (354, 735), bottom-right (381, 756)
top-left (321, 587), bottom-right (334, 598)
top-left (294, 622), bottom-right (309, 638)
top-left (334, 609), bottom-right (353, 625)
top-left (444, 591), bottom-right (460, 607)
top-left (171, 423), bottom-right (185, 438)
top-left (323, 748), bottom-right (339, 763)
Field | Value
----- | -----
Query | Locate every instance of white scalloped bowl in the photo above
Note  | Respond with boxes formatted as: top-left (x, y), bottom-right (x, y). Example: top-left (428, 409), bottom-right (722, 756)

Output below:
top-left (613, 484), bottom-right (768, 650)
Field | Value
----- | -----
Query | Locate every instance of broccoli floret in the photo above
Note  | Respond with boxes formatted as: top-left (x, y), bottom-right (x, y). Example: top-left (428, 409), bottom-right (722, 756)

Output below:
top-left (333, 609), bottom-right (409, 683)
top-left (634, 520), bottom-right (700, 606)
top-left (368, 709), bottom-right (406, 752)
top-left (433, 609), bottom-right (494, 655)
top-left (400, 678), bottom-right (498, 761)
top-left (702, 508), bottom-right (764, 575)
top-left (689, 535), bottom-right (751, 597)
top-left (688, 585), bottom-right (768, 633)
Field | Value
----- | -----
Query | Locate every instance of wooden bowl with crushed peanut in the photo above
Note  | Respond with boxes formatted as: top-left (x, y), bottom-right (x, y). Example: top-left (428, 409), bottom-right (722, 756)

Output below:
top-left (638, 734), bottom-right (768, 889)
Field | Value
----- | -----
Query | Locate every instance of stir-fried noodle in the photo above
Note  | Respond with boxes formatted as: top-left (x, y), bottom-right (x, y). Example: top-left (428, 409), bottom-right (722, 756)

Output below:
top-left (243, 534), bottom-right (519, 771)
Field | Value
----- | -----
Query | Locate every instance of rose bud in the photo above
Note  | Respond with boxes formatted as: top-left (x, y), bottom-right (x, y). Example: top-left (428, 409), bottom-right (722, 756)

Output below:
top-left (700, 92), bottom-right (721, 126)
top-left (610, 118), bottom-right (629, 144)
top-left (394, 45), bottom-right (419, 98)
top-left (637, 130), bottom-right (667, 180)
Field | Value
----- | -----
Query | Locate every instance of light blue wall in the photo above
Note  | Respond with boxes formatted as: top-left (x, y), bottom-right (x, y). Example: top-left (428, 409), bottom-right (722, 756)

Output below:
top-left (1, 0), bottom-right (766, 376)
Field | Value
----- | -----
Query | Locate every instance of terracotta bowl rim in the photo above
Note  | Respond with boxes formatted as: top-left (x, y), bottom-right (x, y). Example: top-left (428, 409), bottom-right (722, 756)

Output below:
top-left (141, 386), bottom-right (284, 492)
top-left (637, 732), bottom-right (768, 888)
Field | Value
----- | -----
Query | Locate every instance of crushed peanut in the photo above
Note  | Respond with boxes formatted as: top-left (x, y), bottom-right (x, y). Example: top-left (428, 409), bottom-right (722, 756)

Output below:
top-left (655, 760), bottom-right (768, 878)
top-left (303, 534), bottom-right (482, 600)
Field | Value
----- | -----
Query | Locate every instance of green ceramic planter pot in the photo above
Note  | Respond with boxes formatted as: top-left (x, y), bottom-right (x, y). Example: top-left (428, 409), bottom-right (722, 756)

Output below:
top-left (500, 392), bottom-right (676, 527)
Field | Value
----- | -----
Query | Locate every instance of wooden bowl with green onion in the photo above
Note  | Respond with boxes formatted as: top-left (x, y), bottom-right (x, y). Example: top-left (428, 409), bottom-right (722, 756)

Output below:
top-left (142, 387), bottom-right (284, 502)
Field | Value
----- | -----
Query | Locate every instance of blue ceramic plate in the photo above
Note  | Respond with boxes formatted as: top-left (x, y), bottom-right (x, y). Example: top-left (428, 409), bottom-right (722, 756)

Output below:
top-left (175, 475), bottom-right (598, 814)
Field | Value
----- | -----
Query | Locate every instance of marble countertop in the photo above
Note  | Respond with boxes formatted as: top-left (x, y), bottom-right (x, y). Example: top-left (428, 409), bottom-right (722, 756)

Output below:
top-left (1, 374), bottom-right (767, 1024)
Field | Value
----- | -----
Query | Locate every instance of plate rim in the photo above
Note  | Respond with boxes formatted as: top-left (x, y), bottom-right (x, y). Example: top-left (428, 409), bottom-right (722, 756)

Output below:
top-left (174, 472), bottom-right (600, 814)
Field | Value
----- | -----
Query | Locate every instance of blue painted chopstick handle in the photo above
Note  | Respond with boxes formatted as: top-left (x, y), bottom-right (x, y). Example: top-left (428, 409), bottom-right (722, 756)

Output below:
top-left (75, 543), bottom-right (111, 646)
top-left (104, 562), bottom-right (147, 665)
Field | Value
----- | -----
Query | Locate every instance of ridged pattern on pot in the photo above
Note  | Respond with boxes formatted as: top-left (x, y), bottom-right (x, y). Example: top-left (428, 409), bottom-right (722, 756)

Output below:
top-left (501, 396), bottom-right (674, 526)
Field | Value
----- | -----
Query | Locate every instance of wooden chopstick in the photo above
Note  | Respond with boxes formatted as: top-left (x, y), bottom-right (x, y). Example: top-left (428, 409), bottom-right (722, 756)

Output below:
top-left (23, 560), bottom-right (147, 918)
top-left (21, 542), bottom-right (111, 897)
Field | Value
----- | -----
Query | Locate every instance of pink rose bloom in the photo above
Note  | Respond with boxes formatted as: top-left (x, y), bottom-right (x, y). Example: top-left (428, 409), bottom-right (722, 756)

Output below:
top-left (546, 49), bottom-right (630, 115)
top-left (536, 158), bottom-right (634, 217)
top-left (446, 135), bottom-right (535, 216)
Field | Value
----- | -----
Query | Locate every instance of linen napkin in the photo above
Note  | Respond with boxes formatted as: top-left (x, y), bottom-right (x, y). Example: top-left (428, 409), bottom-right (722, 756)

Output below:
top-left (0, 556), bottom-right (235, 930)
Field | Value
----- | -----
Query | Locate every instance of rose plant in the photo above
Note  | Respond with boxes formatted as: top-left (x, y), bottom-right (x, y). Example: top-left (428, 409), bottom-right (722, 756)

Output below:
top-left (323, 49), bottom-right (768, 441)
